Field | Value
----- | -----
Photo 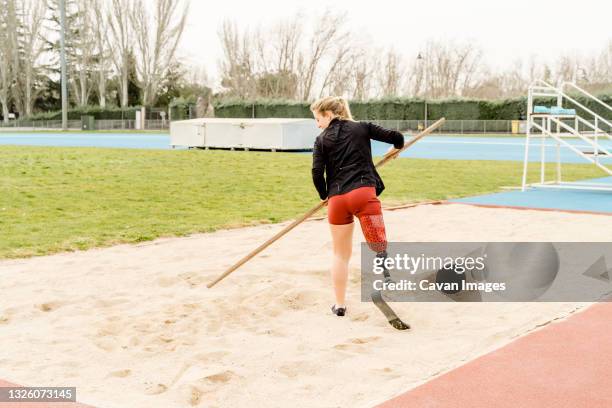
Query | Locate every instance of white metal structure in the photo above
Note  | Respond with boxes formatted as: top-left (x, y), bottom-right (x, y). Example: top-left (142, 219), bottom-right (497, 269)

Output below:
top-left (521, 80), bottom-right (612, 191)
top-left (170, 118), bottom-right (319, 151)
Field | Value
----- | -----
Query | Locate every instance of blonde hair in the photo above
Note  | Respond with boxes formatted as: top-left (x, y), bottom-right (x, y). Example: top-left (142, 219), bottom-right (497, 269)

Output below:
top-left (310, 96), bottom-right (354, 121)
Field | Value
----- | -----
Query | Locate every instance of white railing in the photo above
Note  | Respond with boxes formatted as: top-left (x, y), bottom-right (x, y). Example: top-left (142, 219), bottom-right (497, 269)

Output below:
top-left (562, 82), bottom-right (612, 116)
top-left (531, 80), bottom-right (612, 141)
top-left (522, 81), bottom-right (612, 192)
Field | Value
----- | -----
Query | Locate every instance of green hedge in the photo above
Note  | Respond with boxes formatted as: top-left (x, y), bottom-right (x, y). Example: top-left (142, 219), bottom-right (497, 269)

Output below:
top-left (213, 98), bottom-right (310, 119)
top-left (24, 93), bottom-right (612, 122)
top-left (213, 94), bottom-right (612, 121)
top-left (213, 97), bottom-right (515, 120)
top-left (169, 97), bottom-right (195, 120)
top-left (24, 106), bottom-right (139, 121)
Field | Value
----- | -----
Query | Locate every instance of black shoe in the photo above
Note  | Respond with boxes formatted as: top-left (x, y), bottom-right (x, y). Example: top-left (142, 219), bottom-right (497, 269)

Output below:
top-left (331, 305), bottom-right (346, 316)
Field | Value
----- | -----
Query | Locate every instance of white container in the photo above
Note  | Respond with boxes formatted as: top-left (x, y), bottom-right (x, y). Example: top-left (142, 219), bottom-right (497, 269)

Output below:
top-left (170, 118), bottom-right (319, 151)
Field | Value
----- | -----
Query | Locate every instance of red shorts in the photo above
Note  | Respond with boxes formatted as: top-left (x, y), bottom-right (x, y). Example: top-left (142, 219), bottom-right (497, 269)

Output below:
top-left (327, 186), bottom-right (382, 225)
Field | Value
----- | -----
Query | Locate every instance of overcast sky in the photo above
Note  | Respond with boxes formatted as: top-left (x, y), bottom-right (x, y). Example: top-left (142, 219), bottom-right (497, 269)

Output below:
top-left (178, 0), bottom-right (611, 87)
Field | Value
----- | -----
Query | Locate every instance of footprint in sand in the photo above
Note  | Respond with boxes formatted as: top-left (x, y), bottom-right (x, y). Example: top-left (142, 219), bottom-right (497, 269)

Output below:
top-left (278, 361), bottom-right (319, 378)
top-left (350, 312), bottom-right (370, 322)
top-left (333, 336), bottom-right (381, 351)
top-left (185, 385), bottom-right (203, 406)
top-left (157, 276), bottom-right (181, 288)
top-left (108, 369), bottom-right (132, 378)
top-left (176, 369), bottom-right (237, 405)
top-left (178, 272), bottom-right (205, 288)
top-left (203, 371), bottom-right (235, 383)
top-left (143, 381), bottom-right (168, 395)
top-left (35, 301), bottom-right (64, 312)
top-left (0, 313), bottom-right (10, 324)
top-left (370, 366), bottom-right (402, 379)
top-left (93, 337), bottom-right (118, 352)
top-left (278, 288), bottom-right (320, 311)
top-left (157, 333), bottom-right (175, 344)
top-left (194, 351), bottom-right (230, 364)
top-left (349, 336), bottom-right (381, 344)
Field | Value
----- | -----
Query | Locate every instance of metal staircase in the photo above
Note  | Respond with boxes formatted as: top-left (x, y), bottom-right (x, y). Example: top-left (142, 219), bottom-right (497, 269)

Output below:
top-left (521, 80), bottom-right (612, 191)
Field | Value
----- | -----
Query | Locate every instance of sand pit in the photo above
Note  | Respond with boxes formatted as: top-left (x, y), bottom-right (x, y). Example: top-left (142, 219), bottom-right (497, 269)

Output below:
top-left (1, 203), bottom-right (611, 407)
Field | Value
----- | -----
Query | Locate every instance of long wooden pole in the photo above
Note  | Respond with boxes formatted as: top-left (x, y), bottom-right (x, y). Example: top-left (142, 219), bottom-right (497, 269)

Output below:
top-left (207, 118), bottom-right (446, 288)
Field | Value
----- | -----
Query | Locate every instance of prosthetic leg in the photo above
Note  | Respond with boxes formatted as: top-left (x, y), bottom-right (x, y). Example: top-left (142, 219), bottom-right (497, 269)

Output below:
top-left (359, 214), bottom-right (393, 282)
top-left (359, 214), bottom-right (410, 331)
top-left (375, 251), bottom-right (393, 283)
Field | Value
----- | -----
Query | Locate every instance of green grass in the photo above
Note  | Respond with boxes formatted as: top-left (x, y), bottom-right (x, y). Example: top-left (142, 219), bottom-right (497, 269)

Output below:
top-left (0, 146), bottom-right (604, 259)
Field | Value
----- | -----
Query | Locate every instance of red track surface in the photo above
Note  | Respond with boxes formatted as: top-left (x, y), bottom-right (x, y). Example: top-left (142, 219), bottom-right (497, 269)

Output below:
top-left (378, 302), bottom-right (612, 408)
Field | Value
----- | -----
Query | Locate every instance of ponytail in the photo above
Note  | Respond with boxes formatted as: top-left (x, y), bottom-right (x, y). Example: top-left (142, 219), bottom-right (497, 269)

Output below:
top-left (310, 96), bottom-right (354, 121)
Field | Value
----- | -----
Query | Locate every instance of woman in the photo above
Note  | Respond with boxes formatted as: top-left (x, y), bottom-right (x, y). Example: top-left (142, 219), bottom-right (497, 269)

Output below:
top-left (310, 96), bottom-right (405, 317)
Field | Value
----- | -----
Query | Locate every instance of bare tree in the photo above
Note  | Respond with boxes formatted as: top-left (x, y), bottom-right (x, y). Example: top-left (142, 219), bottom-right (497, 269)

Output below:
top-left (589, 39), bottom-right (612, 87)
top-left (15, 0), bottom-right (46, 116)
top-left (251, 16), bottom-right (303, 99)
top-left (422, 39), bottom-right (483, 98)
top-left (91, 0), bottom-right (110, 107)
top-left (273, 16), bottom-right (302, 74)
top-left (108, 0), bottom-right (133, 107)
top-left (501, 61), bottom-right (529, 97)
top-left (352, 48), bottom-right (376, 100)
top-left (318, 37), bottom-right (354, 98)
top-left (406, 57), bottom-right (423, 98)
top-left (0, 25), bottom-right (10, 121)
top-left (0, 0), bottom-right (17, 122)
top-left (218, 19), bottom-right (256, 98)
top-left (297, 11), bottom-right (348, 100)
top-left (68, 0), bottom-right (96, 106)
top-left (377, 48), bottom-right (404, 97)
top-left (130, 0), bottom-right (189, 106)
top-left (552, 54), bottom-right (581, 85)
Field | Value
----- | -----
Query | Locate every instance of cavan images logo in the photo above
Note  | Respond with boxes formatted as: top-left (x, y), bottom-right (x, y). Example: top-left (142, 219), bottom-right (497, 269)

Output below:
top-left (362, 242), bottom-right (612, 302)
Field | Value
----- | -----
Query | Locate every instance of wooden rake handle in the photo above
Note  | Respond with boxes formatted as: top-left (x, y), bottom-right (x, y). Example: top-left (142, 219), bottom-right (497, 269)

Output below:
top-left (207, 118), bottom-right (446, 288)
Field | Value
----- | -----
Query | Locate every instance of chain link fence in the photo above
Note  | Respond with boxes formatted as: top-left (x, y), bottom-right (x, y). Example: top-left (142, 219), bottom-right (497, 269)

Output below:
top-left (0, 119), bottom-right (82, 129)
top-left (0, 119), bottom-right (169, 130)
top-left (0, 118), bottom-right (526, 134)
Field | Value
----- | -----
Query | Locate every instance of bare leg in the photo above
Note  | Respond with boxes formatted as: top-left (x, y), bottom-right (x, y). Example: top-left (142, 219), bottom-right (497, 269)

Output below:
top-left (329, 222), bottom-right (354, 306)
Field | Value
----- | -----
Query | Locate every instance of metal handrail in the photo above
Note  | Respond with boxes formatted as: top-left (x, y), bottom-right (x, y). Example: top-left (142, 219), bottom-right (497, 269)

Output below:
top-left (531, 120), bottom-right (612, 176)
top-left (562, 82), bottom-right (612, 115)
top-left (548, 116), bottom-right (612, 157)
top-left (529, 80), bottom-right (612, 131)
top-left (574, 115), bottom-right (612, 143)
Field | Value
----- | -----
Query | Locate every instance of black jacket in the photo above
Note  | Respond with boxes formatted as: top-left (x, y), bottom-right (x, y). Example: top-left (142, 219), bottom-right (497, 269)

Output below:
top-left (311, 118), bottom-right (405, 200)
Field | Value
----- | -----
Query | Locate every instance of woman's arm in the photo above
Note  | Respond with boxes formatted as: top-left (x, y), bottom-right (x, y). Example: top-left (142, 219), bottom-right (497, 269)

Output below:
top-left (311, 137), bottom-right (328, 200)
top-left (366, 122), bottom-right (405, 149)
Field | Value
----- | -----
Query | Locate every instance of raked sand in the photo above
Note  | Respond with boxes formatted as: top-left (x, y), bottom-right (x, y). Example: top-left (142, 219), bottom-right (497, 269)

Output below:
top-left (1, 203), bottom-right (611, 408)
